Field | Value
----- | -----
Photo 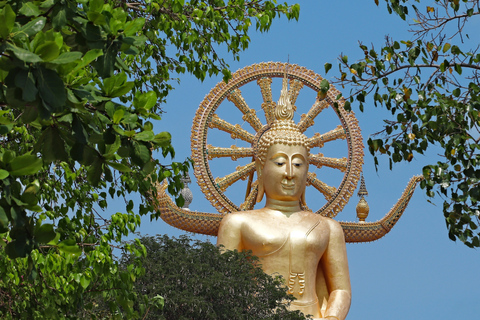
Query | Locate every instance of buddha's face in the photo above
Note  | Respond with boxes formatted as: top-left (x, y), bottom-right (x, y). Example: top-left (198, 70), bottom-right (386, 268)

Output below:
top-left (261, 143), bottom-right (308, 202)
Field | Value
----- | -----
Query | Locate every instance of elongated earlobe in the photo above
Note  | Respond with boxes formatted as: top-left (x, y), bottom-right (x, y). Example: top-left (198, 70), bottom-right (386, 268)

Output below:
top-left (257, 179), bottom-right (264, 203)
top-left (255, 160), bottom-right (264, 203)
top-left (301, 190), bottom-right (306, 206)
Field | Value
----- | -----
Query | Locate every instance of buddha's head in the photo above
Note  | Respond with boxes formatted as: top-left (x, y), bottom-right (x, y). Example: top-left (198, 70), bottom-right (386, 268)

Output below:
top-left (255, 75), bottom-right (310, 204)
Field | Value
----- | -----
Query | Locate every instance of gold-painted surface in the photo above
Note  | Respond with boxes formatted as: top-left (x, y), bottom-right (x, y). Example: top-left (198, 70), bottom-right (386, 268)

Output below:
top-left (288, 78), bottom-right (304, 106)
top-left (155, 175), bottom-right (423, 241)
top-left (298, 99), bottom-right (329, 133)
top-left (209, 114), bottom-right (255, 143)
top-left (307, 172), bottom-right (337, 200)
top-left (257, 77), bottom-right (276, 125)
top-left (218, 143), bottom-right (351, 319)
top-left (190, 62), bottom-right (364, 218)
top-left (206, 145), bottom-right (253, 160)
top-left (155, 180), bottom-right (224, 235)
top-left (356, 197), bottom-right (369, 222)
top-left (214, 162), bottom-right (256, 192)
top-left (342, 175), bottom-right (423, 242)
top-left (157, 61), bottom-right (422, 241)
top-left (309, 153), bottom-right (348, 172)
top-left (306, 125), bottom-right (346, 149)
top-left (227, 88), bottom-right (263, 132)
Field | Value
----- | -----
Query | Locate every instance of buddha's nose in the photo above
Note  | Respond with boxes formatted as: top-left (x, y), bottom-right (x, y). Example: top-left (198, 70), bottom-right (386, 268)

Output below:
top-left (285, 162), bottom-right (294, 179)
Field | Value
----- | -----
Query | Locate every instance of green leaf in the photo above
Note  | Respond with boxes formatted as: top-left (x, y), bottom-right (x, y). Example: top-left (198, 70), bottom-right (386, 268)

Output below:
top-left (134, 91), bottom-right (157, 110)
top-left (70, 49), bottom-right (103, 74)
top-left (80, 275), bottom-right (90, 289)
top-left (6, 43), bottom-right (42, 63)
top-left (19, 2), bottom-right (41, 16)
top-left (135, 131), bottom-right (154, 142)
top-left (0, 4), bottom-right (15, 39)
top-left (443, 43), bottom-right (451, 53)
top-left (89, 0), bottom-right (104, 12)
top-left (58, 239), bottom-right (82, 256)
top-left (87, 157), bottom-right (103, 186)
top-left (9, 154), bottom-right (43, 176)
top-left (35, 67), bottom-right (66, 113)
top-left (324, 63), bottom-right (332, 74)
top-left (132, 142), bottom-right (150, 166)
top-left (35, 41), bottom-right (60, 62)
top-left (123, 17), bottom-right (146, 36)
top-left (22, 105), bottom-right (39, 123)
top-left (14, 17), bottom-right (46, 38)
top-left (41, 126), bottom-right (68, 162)
top-left (34, 223), bottom-right (56, 243)
top-left (24, 180), bottom-right (40, 195)
top-left (154, 132), bottom-right (172, 146)
top-left (151, 295), bottom-right (164, 310)
top-left (0, 206), bottom-right (8, 232)
top-left (49, 52), bottom-right (83, 64)
top-left (15, 69), bottom-right (37, 102)
top-left (52, 6), bottom-right (67, 29)
top-left (454, 64), bottom-right (462, 75)
top-left (5, 236), bottom-right (28, 258)
top-left (113, 108), bottom-right (124, 124)
top-left (0, 169), bottom-right (9, 179)
top-left (320, 79), bottom-right (330, 93)
top-left (106, 161), bottom-right (132, 172)
top-left (110, 82), bottom-right (135, 98)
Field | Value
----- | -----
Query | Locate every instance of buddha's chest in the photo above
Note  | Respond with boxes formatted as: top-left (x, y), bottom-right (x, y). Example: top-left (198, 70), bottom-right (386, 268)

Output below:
top-left (241, 215), bottom-right (329, 259)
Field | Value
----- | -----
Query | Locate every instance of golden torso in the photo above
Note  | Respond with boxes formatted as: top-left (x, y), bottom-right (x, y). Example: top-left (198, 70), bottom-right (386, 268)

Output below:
top-left (217, 144), bottom-right (351, 319)
top-left (226, 208), bottom-right (332, 317)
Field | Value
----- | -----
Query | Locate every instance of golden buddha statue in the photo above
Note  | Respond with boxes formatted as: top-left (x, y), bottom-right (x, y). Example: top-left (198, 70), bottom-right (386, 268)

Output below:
top-left (217, 75), bottom-right (351, 319)
top-left (154, 62), bottom-right (423, 320)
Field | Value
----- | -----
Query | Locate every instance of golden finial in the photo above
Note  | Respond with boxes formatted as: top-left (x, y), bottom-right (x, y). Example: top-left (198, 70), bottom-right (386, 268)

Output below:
top-left (356, 174), bottom-right (369, 222)
top-left (275, 65), bottom-right (294, 121)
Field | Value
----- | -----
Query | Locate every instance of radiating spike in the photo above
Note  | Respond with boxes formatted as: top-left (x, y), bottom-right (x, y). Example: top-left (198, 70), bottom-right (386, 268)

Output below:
top-left (214, 162), bottom-right (256, 191)
top-left (207, 145), bottom-right (254, 160)
top-left (309, 153), bottom-right (348, 172)
top-left (306, 125), bottom-right (346, 148)
top-left (240, 181), bottom-right (258, 211)
top-left (257, 77), bottom-right (276, 125)
top-left (209, 114), bottom-right (255, 143)
top-left (257, 77), bottom-right (273, 103)
top-left (288, 78), bottom-right (304, 106)
top-left (298, 99), bottom-right (329, 133)
top-left (227, 89), bottom-right (263, 132)
top-left (306, 172), bottom-right (337, 200)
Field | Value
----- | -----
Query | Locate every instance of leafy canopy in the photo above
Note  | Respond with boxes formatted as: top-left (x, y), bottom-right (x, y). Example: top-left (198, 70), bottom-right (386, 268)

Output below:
top-left (120, 235), bottom-right (308, 320)
top-left (328, 0), bottom-right (480, 248)
top-left (0, 0), bottom-right (299, 318)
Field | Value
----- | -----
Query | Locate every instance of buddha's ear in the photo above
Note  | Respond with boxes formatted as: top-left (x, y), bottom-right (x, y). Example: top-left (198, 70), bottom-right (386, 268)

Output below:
top-left (301, 189), bottom-right (306, 207)
top-left (256, 182), bottom-right (264, 203)
top-left (255, 158), bottom-right (264, 203)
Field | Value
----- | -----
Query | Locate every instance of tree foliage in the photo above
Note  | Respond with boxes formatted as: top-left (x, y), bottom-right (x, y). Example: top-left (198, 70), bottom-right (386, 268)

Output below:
top-left (0, 0), bottom-right (299, 318)
top-left (329, 0), bottom-right (480, 247)
top-left (121, 235), bottom-right (308, 320)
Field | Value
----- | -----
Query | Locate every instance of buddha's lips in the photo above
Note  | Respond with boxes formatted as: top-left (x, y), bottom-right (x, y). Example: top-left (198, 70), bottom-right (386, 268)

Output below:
top-left (281, 183), bottom-right (295, 189)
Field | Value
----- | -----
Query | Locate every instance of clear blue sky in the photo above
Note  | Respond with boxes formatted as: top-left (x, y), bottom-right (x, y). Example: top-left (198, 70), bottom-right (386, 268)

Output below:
top-left (139, 1), bottom-right (480, 319)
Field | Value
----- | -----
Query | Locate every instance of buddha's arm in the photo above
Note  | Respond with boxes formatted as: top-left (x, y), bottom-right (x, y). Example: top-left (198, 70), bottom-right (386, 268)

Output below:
top-left (319, 220), bottom-right (351, 320)
top-left (217, 214), bottom-right (244, 251)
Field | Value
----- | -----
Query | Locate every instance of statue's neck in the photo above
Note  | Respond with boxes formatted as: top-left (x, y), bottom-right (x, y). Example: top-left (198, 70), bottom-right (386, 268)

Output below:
top-left (265, 198), bottom-right (301, 217)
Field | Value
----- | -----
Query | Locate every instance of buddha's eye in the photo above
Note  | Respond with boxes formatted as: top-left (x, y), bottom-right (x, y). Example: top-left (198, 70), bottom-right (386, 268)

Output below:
top-left (275, 162), bottom-right (285, 166)
top-left (293, 163), bottom-right (302, 168)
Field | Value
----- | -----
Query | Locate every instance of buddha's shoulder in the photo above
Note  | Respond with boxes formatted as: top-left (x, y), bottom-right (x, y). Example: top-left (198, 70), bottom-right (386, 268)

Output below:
top-left (221, 210), bottom-right (258, 222)
top-left (301, 211), bottom-right (343, 230)
top-left (221, 211), bottom-right (252, 225)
